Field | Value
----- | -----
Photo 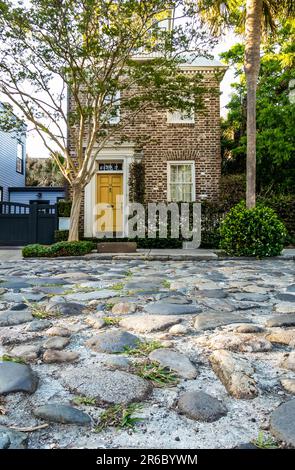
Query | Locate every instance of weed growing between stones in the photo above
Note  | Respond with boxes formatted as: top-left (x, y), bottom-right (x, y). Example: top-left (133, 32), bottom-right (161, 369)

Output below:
top-left (24, 300), bottom-right (58, 319)
top-left (103, 316), bottom-right (122, 326)
top-left (252, 431), bottom-right (279, 449)
top-left (95, 403), bottom-right (143, 432)
top-left (133, 361), bottom-right (178, 387)
top-left (162, 280), bottom-right (171, 288)
top-left (0, 354), bottom-right (25, 364)
top-left (72, 396), bottom-right (97, 406)
top-left (123, 340), bottom-right (163, 357)
top-left (111, 283), bottom-right (124, 291)
top-left (105, 302), bottom-right (116, 311)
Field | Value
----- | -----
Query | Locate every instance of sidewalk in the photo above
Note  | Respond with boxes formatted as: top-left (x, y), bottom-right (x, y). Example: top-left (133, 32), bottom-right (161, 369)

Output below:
top-left (0, 247), bottom-right (294, 262)
top-left (0, 247), bottom-right (23, 262)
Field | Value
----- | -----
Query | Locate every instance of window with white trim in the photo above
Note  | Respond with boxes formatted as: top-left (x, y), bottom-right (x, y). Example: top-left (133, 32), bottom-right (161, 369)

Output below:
top-left (105, 90), bottom-right (120, 124)
top-left (16, 143), bottom-right (24, 174)
top-left (168, 162), bottom-right (195, 202)
top-left (167, 109), bottom-right (195, 124)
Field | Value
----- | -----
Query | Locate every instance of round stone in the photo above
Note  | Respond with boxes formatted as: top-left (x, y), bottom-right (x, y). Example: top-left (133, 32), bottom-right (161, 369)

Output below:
top-left (270, 400), bottom-right (295, 447)
top-left (46, 326), bottom-right (71, 337)
top-left (46, 302), bottom-right (86, 316)
top-left (60, 367), bottom-right (152, 404)
top-left (111, 302), bottom-right (137, 315)
top-left (0, 426), bottom-right (28, 449)
top-left (119, 315), bottom-right (181, 333)
top-left (145, 302), bottom-right (201, 315)
top-left (178, 391), bottom-right (227, 422)
top-left (43, 336), bottom-right (70, 350)
top-left (0, 310), bottom-right (33, 327)
top-left (149, 349), bottom-right (197, 379)
top-left (0, 362), bottom-right (38, 395)
top-left (85, 330), bottom-right (139, 353)
top-left (169, 324), bottom-right (189, 335)
top-left (33, 404), bottom-right (91, 425)
top-left (43, 350), bottom-right (79, 363)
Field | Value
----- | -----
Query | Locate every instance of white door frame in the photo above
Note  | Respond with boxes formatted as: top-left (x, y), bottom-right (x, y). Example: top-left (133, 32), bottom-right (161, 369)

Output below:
top-left (84, 144), bottom-right (134, 238)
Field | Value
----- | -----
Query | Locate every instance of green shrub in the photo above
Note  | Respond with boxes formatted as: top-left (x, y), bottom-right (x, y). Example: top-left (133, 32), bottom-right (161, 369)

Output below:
top-left (22, 241), bottom-right (95, 258)
top-left (219, 201), bottom-right (287, 257)
top-left (22, 244), bottom-right (48, 258)
top-left (258, 194), bottom-right (295, 246)
top-left (54, 230), bottom-right (69, 242)
top-left (57, 200), bottom-right (72, 217)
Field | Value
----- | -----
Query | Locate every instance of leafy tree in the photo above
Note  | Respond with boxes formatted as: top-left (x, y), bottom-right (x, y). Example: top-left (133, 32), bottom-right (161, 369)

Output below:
top-left (0, 0), bottom-right (214, 241)
top-left (196, 0), bottom-right (295, 208)
top-left (26, 155), bottom-right (66, 187)
top-left (221, 22), bottom-right (295, 194)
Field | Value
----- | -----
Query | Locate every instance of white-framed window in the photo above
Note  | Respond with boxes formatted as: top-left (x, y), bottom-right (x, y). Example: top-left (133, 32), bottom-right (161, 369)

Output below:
top-left (167, 161), bottom-right (195, 202)
top-left (16, 143), bottom-right (24, 174)
top-left (105, 90), bottom-right (120, 124)
top-left (167, 109), bottom-right (195, 124)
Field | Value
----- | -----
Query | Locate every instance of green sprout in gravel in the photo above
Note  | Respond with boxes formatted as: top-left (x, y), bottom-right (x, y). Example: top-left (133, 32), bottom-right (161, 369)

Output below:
top-left (111, 283), bottom-right (124, 291)
top-left (105, 302), bottom-right (115, 311)
top-left (24, 299), bottom-right (57, 319)
top-left (252, 431), bottom-right (279, 449)
top-left (103, 316), bottom-right (122, 326)
top-left (123, 340), bottom-right (163, 357)
top-left (95, 403), bottom-right (143, 432)
top-left (0, 354), bottom-right (25, 364)
top-left (72, 396), bottom-right (97, 406)
top-left (133, 361), bottom-right (178, 387)
top-left (162, 280), bottom-right (171, 288)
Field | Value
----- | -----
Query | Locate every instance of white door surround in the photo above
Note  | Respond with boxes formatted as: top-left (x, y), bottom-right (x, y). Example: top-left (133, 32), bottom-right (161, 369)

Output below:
top-left (84, 143), bottom-right (135, 238)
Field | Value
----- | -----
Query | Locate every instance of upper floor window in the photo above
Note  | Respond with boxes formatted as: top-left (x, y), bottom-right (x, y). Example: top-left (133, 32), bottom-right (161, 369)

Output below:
top-left (167, 109), bottom-right (195, 124)
top-left (16, 143), bottom-right (24, 174)
top-left (167, 162), bottom-right (195, 202)
top-left (0, 186), bottom-right (3, 202)
top-left (105, 91), bottom-right (120, 125)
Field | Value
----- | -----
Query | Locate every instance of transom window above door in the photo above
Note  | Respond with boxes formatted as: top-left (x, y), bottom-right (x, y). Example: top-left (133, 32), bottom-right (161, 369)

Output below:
top-left (167, 162), bottom-right (195, 202)
top-left (98, 162), bottom-right (123, 172)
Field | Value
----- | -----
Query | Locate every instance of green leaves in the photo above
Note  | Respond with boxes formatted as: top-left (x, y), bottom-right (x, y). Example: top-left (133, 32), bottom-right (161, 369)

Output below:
top-left (219, 201), bottom-right (287, 257)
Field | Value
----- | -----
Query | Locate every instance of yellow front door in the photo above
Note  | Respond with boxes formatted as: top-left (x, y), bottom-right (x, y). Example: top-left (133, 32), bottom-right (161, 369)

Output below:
top-left (96, 173), bottom-right (123, 233)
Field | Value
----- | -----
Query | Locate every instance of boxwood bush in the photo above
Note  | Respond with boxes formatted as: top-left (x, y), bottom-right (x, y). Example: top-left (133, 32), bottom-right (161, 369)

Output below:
top-left (57, 200), bottom-right (72, 217)
top-left (23, 241), bottom-right (95, 258)
top-left (219, 201), bottom-right (287, 257)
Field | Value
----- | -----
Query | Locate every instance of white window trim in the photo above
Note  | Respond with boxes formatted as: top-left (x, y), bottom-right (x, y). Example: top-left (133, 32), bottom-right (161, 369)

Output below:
top-left (107, 90), bottom-right (121, 125)
top-left (167, 110), bottom-right (195, 124)
top-left (167, 161), bottom-right (196, 202)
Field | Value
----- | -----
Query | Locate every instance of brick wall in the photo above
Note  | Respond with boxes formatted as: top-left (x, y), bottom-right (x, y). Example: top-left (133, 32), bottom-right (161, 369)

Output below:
top-left (68, 69), bottom-right (222, 234)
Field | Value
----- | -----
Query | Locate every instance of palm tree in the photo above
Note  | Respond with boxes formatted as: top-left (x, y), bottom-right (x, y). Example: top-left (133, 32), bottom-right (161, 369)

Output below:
top-left (196, 0), bottom-right (294, 208)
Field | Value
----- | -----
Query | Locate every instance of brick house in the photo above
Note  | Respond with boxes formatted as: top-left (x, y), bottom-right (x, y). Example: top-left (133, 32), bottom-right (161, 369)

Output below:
top-left (68, 57), bottom-right (226, 238)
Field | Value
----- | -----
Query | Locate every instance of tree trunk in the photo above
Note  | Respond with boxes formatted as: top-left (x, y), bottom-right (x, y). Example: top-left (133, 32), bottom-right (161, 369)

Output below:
top-left (68, 184), bottom-right (83, 241)
top-left (244, 0), bottom-right (262, 208)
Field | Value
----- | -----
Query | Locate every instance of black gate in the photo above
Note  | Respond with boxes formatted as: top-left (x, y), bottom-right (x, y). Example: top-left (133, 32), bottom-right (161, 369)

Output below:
top-left (0, 202), bottom-right (58, 246)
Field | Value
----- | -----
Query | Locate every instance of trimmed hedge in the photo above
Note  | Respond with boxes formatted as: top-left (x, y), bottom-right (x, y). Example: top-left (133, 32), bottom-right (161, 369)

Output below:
top-left (219, 201), bottom-right (287, 257)
top-left (57, 200), bottom-right (72, 218)
top-left (22, 241), bottom-right (95, 258)
top-left (53, 195), bottom-right (294, 249)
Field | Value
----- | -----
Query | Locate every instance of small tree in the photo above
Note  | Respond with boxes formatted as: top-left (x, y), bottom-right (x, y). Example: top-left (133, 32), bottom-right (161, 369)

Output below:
top-left (0, 0), bottom-right (214, 240)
